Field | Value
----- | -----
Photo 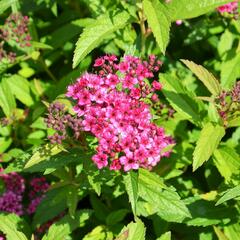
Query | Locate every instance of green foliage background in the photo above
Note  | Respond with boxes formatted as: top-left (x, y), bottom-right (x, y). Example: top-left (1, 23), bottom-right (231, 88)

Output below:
top-left (0, 0), bottom-right (239, 239)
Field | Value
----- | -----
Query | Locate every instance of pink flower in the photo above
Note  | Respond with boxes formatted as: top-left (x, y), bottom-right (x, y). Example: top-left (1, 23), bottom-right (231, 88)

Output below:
top-left (110, 159), bottom-right (122, 170)
top-left (92, 153), bottom-right (108, 169)
top-left (176, 20), bottom-right (183, 25)
top-left (94, 57), bottom-right (105, 67)
top-left (120, 156), bottom-right (139, 172)
top-left (152, 80), bottom-right (162, 90)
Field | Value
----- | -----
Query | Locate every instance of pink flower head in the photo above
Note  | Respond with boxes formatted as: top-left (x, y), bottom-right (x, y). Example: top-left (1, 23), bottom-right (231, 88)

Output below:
top-left (0, 169), bottom-right (25, 215)
top-left (66, 55), bottom-right (174, 171)
top-left (217, 1), bottom-right (238, 13)
top-left (92, 153), bottom-right (108, 169)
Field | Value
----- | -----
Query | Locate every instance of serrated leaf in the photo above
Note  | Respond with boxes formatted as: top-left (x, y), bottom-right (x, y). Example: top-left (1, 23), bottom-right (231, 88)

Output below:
top-left (0, 80), bottom-right (16, 117)
top-left (220, 50), bottom-right (240, 89)
top-left (123, 170), bottom-right (138, 218)
top-left (138, 169), bottom-right (191, 222)
top-left (5, 75), bottom-right (34, 106)
top-left (193, 123), bottom-right (225, 171)
top-left (42, 210), bottom-right (92, 240)
top-left (47, 19), bottom-right (93, 50)
top-left (213, 147), bottom-right (240, 182)
top-left (224, 224), bottom-right (240, 240)
top-left (156, 231), bottom-right (171, 240)
top-left (143, 0), bottom-right (171, 54)
top-left (228, 116), bottom-right (240, 128)
top-left (216, 186), bottom-right (240, 206)
top-left (213, 226), bottom-right (229, 240)
top-left (0, 213), bottom-right (28, 240)
top-left (88, 174), bottom-right (101, 196)
top-left (24, 144), bottom-right (64, 169)
top-left (164, 0), bottom-right (234, 21)
top-left (0, 0), bottom-right (17, 14)
top-left (83, 226), bottom-right (113, 240)
top-left (73, 11), bottom-right (130, 68)
top-left (116, 219), bottom-right (146, 240)
top-left (160, 74), bottom-right (204, 126)
top-left (23, 148), bottom-right (88, 174)
top-left (181, 59), bottom-right (221, 96)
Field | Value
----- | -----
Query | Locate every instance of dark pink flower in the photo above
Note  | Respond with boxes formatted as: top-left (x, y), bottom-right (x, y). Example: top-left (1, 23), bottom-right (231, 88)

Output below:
top-left (94, 57), bottom-right (105, 67)
top-left (152, 80), bottom-right (162, 90)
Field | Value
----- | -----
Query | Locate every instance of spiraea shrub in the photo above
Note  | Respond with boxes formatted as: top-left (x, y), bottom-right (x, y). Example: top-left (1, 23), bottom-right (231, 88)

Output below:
top-left (0, 1), bottom-right (239, 239)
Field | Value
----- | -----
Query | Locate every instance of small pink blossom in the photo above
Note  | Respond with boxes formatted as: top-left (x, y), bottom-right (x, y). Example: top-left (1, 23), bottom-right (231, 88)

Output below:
top-left (152, 80), bottom-right (162, 90)
top-left (176, 20), bottom-right (183, 25)
top-left (94, 57), bottom-right (105, 67)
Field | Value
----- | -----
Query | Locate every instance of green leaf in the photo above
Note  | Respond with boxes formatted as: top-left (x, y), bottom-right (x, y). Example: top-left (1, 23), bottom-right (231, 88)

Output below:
top-left (213, 226), bottom-right (229, 240)
top-left (67, 185), bottom-right (78, 218)
top-left (224, 224), bottom-right (240, 240)
top-left (33, 187), bottom-right (68, 227)
top-left (82, 226), bottom-right (113, 240)
top-left (18, 67), bottom-right (35, 78)
top-left (0, 0), bottom-right (17, 14)
top-left (6, 75), bottom-right (34, 106)
top-left (106, 209), bottom-right (129, 226)
top-left (42, 210), bottom-right (92, 240)
top-left (30, 41), bottom-right (53, 50)
top-left (143, 0), bottom-right (171, 54)
top-left (73, 11), bottom-right (130, 68)
top-left (0, 213), bottom-right (28, 240)
top-left (220, 50), bottom-right (240, 89)
top-left (0, 178), bottom-right (5, 195)
top-left (156, 231), bottom-right (171, 240)
top-left (185, 196), bottom-right (237, 226)
top-left (181, 59), bottom-right (221, 96)
top-left (24, 148), bottom-right (88, 174)
top-left (193, 123), bottom-right (225, 171)
top-left (160, 73), bottom-right (204, 126)
top-left (88, 174), bottom-right (101, 195)
top-left (0, 80), bottom-right (16, 117)
top-left (218, 29), bottom-right (234, 58)
top-left (228, 116), bottom-right (240, 128)
top-left (164, 0), bottom-right (234, 21)
top-left (123, 170), bottom-right (139, 218)
top-left (24, 144), bottom-right (64, 169)
top-left (0, 137), bottom-right (12, 153)
top-left (90, 194), bottom-right (110, 222)
top-left (46, 19), bottom-right (93, 50)
top-left (216, 186), bottom-right (240, 206)
top-left (116, 219), bottom-right (146, 240)
top-left (138, 169), bottom-right (191, 222)
top-left (213, 146), bottom-right (240, 182)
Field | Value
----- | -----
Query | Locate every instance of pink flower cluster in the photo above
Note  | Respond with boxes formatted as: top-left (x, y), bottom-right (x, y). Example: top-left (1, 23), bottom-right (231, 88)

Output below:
top-left (67, 55), bottom-right (174, 171)
top-left (217, 1), bottom-right (238, 13)
top-left (0, 169), bottom-right (25, 215)
top-left (27, 177), bottom-right (49, 214)
top-left (0, 170), bottom-right (49, 216)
